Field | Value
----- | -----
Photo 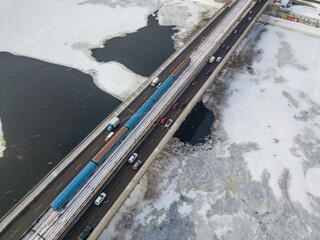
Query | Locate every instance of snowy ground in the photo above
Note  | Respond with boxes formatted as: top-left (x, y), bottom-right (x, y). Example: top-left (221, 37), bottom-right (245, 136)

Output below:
top-left (100, 22), bottom-right (320, 239)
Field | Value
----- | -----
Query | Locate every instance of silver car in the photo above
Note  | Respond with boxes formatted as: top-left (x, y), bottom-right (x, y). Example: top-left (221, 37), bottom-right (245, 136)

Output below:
top-left (128, 153), bottom-right (138, 163)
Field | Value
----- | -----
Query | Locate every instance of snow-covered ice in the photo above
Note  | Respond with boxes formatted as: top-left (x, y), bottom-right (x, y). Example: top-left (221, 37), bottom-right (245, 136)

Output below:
top-left (100, 21), bottom-right (320, 239)
top-left (222, 24), bottom-right (320, 211)
top-left (0, 0), bottom-right (223, 100)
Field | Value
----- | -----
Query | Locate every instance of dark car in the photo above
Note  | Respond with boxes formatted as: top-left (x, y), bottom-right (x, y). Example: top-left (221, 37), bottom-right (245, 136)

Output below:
top-left (179, 102), bottom-right (187, 108)
top-left (205, 69), bottom-right (213, 76)
top-left (132, 160), bottom-right (142, 170)
top-left (221, 43), bottom-right (226, 49)
top-left (241, 18), bottom-right (246, 23)
top-left (78, 225), bottom-right (92, 240)
top-left (238, 29), bottom-right (242, 34)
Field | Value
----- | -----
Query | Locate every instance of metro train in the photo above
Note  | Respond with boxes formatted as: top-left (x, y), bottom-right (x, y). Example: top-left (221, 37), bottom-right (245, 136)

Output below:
top-left (50, 57), bottom-right (191, 211)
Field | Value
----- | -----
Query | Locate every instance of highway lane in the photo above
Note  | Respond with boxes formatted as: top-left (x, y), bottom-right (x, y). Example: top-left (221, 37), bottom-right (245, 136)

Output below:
top-left (65, 0), bottom-right (268, 239)
top-left (0, 3), bottom-right (234, 240)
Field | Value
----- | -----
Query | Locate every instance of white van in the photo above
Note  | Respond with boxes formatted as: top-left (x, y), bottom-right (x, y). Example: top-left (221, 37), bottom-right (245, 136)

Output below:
top-left (151, 77), bottom-right (160, 87)
top-left (208, 56), bottom-right (216, 63)
top-left (94, 192), bottom-right (106, 205)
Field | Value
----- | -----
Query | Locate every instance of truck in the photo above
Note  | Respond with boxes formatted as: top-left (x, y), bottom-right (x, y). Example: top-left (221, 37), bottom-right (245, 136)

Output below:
top-left (151, 77), bottom-right (160, 87)
top-left (107, 117), bottom-right (119, 131)
top-left (208, 56), bottom-right (216, 63)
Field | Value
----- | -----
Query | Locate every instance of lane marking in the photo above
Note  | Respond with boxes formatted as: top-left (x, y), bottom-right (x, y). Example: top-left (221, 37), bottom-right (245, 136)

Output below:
top-left (91, 147), bottom-right (98, 153)
top-left (75, 163), bottom-right (82, 171)
top-left (34, 203), bottom-right (43, 212)
top-left (56, 182), bottom-right (63, 190)
top-left (9, 228), bottom-right (19, 239)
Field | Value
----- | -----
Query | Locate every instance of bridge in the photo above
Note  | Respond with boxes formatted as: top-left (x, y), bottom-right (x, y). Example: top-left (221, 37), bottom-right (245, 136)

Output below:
top-left (0, 0), bottom-right (269, 239)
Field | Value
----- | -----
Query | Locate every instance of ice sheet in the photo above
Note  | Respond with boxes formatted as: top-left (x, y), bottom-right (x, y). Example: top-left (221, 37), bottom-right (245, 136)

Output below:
top-left (0, 0), bottom-right (224, 100)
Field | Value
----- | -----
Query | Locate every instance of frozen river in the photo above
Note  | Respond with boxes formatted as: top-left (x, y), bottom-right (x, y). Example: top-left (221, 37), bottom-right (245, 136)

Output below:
top-left (100, 22), bottom-right (320, 240)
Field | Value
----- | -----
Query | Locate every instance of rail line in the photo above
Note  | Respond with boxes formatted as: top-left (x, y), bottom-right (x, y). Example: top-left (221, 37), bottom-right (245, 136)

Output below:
top-left (22, 0), bottom-right (252, 239)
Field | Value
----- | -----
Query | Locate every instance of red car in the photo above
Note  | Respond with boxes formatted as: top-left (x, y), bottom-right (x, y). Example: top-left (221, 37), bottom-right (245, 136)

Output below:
top-left (160, 117), bottom-right (168, 124)
top-left (226, 45), bottom-right (231, 51)
top-left (172, 102), bottom-right (179, 109)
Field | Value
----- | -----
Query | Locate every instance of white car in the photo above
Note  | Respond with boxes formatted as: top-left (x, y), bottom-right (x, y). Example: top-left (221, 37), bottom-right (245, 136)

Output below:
top-left (128, 153), bottom-right (138, 163)
top-left (165, 119), bottom-right (173, 128)
top-left (94, 192), bottom-right (106, 206)
top-left (216, 57), bottom-right (222, 62)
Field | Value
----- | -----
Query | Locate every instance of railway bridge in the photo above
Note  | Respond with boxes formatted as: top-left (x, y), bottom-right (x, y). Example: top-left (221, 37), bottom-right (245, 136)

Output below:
top-left (0, 0), bottom-right (269, 239)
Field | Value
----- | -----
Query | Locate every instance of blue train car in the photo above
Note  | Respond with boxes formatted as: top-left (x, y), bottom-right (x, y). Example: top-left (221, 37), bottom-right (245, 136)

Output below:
top-left (51, 161), bottom-right (97, 211)
top-left (125, 99), bottom-right (155, 130)
top-left (150, 76), bottom-right (175, 102)
top-left (171, 57), bottom-right (191, 79)
top-left (51, 55), bottom-right (192, 212)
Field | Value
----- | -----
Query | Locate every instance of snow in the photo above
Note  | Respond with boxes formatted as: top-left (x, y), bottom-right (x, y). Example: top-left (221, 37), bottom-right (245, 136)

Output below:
top-left (0, 0), bottom-right (224, 100)
top-left (0, 119), bottom-right (5, 158)
top-left (223, 24), bottom-right (320, 211)
top-left (290, 5), bottom-right (320, 20)
top-left (306, 168), bottom-right (320, 197)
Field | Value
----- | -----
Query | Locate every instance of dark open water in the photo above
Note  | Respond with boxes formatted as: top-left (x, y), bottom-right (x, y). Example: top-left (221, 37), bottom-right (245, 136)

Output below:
top-left (0, 52), bottom-right (121, 217)
top-left (91, 12), bottom-right (178, 77)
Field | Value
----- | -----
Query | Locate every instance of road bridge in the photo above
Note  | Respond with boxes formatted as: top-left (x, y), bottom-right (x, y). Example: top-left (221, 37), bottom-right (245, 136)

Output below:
top-left (0, 0), bottom-right (269, 239)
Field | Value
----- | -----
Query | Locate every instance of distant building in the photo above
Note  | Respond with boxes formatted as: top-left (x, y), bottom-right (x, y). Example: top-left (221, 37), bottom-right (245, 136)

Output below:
top-left (280, 0), bottom-right (291, 8)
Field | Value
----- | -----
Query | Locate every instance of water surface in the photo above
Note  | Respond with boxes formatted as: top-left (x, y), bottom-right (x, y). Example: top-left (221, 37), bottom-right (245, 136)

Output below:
top-left (0, 52), bottom-right (121, 217)
top-left (91, 12), bottom-right (178, 76)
